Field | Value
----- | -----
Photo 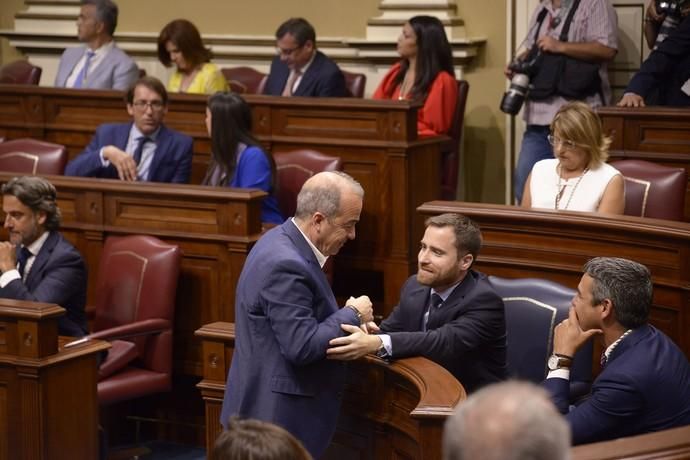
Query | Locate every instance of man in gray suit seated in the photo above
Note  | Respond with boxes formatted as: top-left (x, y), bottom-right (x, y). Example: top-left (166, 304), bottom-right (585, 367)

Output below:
top-left (54, 0), bottom-right (138, 90)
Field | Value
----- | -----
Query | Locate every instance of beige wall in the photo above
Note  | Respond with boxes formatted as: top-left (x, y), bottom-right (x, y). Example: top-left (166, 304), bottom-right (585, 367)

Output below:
top-left (0, 0), bottom-right (25, 64)
top-left (116, 0), bottom-right (380, 36)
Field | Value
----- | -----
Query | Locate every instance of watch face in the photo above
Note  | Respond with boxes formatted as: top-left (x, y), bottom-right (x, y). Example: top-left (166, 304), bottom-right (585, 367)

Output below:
top-left (547, 355), bottom-right (559, 371)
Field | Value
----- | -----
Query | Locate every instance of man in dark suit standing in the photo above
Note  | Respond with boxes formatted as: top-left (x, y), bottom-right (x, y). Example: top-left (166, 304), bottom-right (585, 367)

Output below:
top-left (543, 257), bottom-right (690, 445)
top-left (0, 176), bottom-right (88, 337)
top-left (65, 76), bottom-right (193, 183)
top-left (220, 171), bottom-right (373, 459)
top-left (328, 213), bottom-right (507, 393)
top-left (263, 17), bottom-right (348, 97)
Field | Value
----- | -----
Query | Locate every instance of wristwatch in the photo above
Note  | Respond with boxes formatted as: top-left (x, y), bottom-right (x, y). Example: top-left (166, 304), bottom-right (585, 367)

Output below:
top-left (547, 353), bottom-right (573, 371)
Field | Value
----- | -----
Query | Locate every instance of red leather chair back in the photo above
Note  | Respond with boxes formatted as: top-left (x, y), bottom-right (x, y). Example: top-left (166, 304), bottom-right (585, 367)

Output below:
top-left (273, 150), bottom-right (342, 218)
top-left (221, 66), bottom-right (268, 94)
top-left (93, 235), bottom-right (181, 404)
top-left (441, 80), bottom-right (470, 200)
top-left (0, 138), bottom-right (68, 175)
top-left (342, 70), bottom-right (366, 98)
top-left (611, 159), bottom-right (687, 221)
top-left (0, 60), bottom-right (42, 85)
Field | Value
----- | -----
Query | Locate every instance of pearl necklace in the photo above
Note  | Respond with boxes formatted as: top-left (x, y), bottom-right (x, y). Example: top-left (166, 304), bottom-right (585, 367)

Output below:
top-left (555, 164), bottom-right (589, 210)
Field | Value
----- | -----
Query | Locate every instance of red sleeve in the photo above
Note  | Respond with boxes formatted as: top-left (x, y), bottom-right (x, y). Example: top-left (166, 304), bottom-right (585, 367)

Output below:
top-left (372, 62), bottom-right (402, 100)
top-left (417, 71), bottom-right (458, 136)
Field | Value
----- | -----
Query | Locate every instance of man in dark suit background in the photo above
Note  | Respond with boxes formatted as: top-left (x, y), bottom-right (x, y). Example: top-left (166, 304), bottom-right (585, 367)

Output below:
top-left (543, 257), bottom-right (690, 445)
top-left (263, 17), bottom-right (348, 97)
top-left (220, 171), bottom-right (373, 459)
top-left (65, 76), bottom-right (193, 183)
top-left (0, 176), bottom-right (88, 337)
top-left (328, 213), bottom-right (507, 393)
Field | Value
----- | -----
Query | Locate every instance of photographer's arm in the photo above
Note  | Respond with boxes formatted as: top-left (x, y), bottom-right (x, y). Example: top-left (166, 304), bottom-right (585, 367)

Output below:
top-left (537, 36), bottom-right (616, 62)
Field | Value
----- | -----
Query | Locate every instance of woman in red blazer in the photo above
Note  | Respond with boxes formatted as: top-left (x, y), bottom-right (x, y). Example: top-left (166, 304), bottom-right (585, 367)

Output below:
top-left (373, 16), bottom-right (458, 136)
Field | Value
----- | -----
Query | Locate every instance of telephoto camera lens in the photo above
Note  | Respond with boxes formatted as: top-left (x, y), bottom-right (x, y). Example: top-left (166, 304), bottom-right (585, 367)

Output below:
top-left (500, 73), bottom-right (530, 115)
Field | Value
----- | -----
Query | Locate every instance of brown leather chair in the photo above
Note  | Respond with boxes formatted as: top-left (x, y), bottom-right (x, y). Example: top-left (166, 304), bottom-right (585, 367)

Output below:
top-left (273, 149), bottom-right (343, 218)
top-left (86, 235), bottom-right (181, 405)
top-left (0, 60), bottom-right (42, 85)
top-left (221, 66), bottom-right (268, 94)
top-left (440, 80), bottom-right (470, 200)
top-left (611, 159), bottom-right (687, 221)
top-left (0, 138), bottom-right (68, 175)
top-left (342, 70), bottom-right (366, 98)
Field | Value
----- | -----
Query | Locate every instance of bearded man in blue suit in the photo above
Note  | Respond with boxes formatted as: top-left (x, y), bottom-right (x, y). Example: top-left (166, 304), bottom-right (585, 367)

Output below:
top-left (220, 171), bottom-right (373, 459)
top-left (65, 76), bottom-right (192, 183)
top-left (544, 257), bottom-right (690, 445)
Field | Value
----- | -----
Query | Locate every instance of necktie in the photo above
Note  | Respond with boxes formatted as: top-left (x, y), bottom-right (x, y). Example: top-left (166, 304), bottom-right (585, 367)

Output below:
top-left (16, 246), bottom-right (32, 277)
top-left (72, 51), bottom-right (95, 88)
top-left (281, 70), bottom-right (302, 97)
top-left (423, 293), bottom-right (444, 331)
top-left (132, 136), bottom-right (151, 166)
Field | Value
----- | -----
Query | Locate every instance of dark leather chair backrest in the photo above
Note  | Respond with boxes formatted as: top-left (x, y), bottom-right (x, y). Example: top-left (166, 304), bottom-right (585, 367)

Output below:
top-left (611, 159), bottom-right (687, 221)
top-left (489, 276), bottom-right (593, 390)
top-left (0, 60), bottom-right (42, 85)
top-left (441, 80), bottom-right (470, 200)
top-left (342, 70), bottom-right (366, 98)
top-left (0, 138), bottom-right (68, 175)
top-left (221, 66), bottom-right (268, 94)
top-left (273, 150), bottom-right (343, 218)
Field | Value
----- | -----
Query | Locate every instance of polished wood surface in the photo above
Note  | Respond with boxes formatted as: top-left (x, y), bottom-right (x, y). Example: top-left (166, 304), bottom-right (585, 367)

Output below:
top-left (598, 106), bottom-right (690, 221)
top-left (0, 172), bottom-right (266, 377)
top-left (418, 201), bottom-right (690, 360)
top-left (0, 85), bottom-right (445, 317)
top-left (571, 425), bottom-right (690, 460)
top-left (195, 321), bottom-right (465, 459)
top-left (0, 298), bottom-right (109, 460)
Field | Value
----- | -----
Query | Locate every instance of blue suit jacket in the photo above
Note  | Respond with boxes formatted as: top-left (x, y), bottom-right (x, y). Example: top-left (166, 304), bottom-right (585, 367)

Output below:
top-left (544, 324), bottom-right (690, 445)
top-left (626, 15), bottom-right (690, 106)
top-left (263, 51), bottom-right (348, 97)
top-left (220, 220), bottom-right (359, 458)
top-left (380, 271), bottom-right (507, 393)
top-left (65, 122), bottom-right (193, 183)
top-left (54, 44), bottom-right (139, 91)
top-left (0, 231), bottom-right (87, 337)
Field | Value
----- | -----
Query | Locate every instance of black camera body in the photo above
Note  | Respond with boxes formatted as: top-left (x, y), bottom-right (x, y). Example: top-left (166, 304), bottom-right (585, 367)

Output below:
top-left (656, 0), bottom-right (689, 16)
top-left (500, 48), bottom-right (543, 115)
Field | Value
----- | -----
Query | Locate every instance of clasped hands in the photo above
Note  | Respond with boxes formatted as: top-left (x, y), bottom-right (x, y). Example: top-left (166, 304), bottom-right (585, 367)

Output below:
top-left (327, 295), bottom-right (383, 361)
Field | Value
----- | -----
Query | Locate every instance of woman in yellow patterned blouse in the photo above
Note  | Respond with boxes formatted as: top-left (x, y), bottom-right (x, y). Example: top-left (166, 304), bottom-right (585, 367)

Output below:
top-left (157, 19), bottom-right (228, 94)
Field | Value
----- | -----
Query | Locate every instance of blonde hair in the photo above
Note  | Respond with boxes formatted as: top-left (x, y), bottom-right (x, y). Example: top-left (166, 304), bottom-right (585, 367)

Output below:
top-left (551, 101), bottom-right (612, 167)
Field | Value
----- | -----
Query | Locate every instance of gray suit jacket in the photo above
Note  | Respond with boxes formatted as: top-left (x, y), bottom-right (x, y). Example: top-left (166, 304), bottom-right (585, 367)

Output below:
top-left (54, 43), bottom-right (138, 90)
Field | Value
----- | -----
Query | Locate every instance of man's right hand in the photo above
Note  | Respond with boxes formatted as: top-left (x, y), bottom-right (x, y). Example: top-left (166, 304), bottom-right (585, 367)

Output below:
top-left (646, 0), bottom-right (665, 23)
top-left (0, 242), bottom-right (17, 273)
top-left (346, 295), bottom-right (373, 324)
top-left (102, 146), bottom-right (138, 181)
top-left (617, 92), bottom-right (646, 107)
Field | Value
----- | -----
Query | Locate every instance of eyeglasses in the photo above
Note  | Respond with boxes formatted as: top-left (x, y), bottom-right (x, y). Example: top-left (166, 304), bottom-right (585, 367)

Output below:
top-left (275, 44), bottom-right (303, 57)
top-left (547, 134), bottom-right (579, 150)
top-left (132, 100), bottom-right (165, 112)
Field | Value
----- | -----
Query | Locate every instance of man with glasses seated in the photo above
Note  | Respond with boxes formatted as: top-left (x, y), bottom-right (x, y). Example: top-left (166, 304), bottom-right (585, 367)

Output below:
top-left (263, 17), bottom-right (348, 98)
top-left (65, 76), bottom-right (193, 183)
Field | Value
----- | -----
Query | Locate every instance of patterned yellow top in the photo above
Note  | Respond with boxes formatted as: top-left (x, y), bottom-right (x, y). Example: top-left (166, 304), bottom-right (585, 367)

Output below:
top-left (167, 62), bottom-right (228, 94)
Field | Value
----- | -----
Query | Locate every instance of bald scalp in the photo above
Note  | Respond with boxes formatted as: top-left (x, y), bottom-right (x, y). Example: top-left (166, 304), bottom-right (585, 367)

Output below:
top-left (294, 171), bottom-right (363, 221)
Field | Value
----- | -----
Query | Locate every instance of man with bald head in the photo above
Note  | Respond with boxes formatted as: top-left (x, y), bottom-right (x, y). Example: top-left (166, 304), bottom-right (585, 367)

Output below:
top-left (220, 171), bottom-right (373, 459)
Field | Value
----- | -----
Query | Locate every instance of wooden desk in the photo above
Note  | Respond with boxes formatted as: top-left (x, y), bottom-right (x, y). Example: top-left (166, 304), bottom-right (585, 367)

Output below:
top-left (0, 298), bottom-right (109, 460)
top-left (598, 106), bottom-right (690, 220)
top-left (195, 322), bottom-right (465, 459)
top-left (0, 85), bottom-right (445, 316)
top-left (418, 201), bottom-right (690, 359)
top-left (0, 173), bottom-right (266, 377)
top-left (571, 425), bottom-right (690, 460)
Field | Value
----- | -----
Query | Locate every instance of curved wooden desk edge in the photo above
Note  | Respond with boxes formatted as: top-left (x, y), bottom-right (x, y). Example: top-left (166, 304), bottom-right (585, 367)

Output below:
top-left (571, 424), bottom-right (690, 460)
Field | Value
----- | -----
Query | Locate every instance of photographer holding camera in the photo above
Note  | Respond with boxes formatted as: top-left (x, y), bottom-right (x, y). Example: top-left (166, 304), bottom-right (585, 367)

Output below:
top-left (618, 1), bottom-right (690, 107)
top-left (507, 0), bottom-right (617, 205)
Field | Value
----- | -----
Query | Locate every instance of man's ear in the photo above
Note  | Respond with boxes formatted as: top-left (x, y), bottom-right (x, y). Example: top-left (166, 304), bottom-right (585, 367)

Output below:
top-left (600, 298), bottom-right (615, 320)
top-left (312, 212), bottom-right (326, 229)
top-left (35, 210), bottom-right (47, 226)
top-left (459, 253), bottom-right (473, 271)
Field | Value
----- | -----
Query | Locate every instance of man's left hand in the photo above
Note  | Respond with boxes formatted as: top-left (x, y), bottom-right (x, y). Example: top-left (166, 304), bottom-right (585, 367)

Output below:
top-left (0, 242), bottom-right (17, 273)
top-left (327, 324), bottom-right (382, 361)
top-left (537, 36), bottom-right (564, 54)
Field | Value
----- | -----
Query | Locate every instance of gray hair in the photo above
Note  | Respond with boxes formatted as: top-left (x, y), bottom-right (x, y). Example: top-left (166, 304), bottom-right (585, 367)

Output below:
top-left (2, 176), bottom-right (61, 231)
top-left (82, 0), bottom-right (118, 36)
top-left (443, 381), bottom-right (571, 460)
top-left (294, 171), bottom-right (363, 220)
top-left (583, 257), bottom-right (652, 329)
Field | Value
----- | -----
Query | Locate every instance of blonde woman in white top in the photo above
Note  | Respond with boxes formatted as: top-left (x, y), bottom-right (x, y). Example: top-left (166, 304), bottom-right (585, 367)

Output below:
top-left (522, 101), bottom-right (625, 214)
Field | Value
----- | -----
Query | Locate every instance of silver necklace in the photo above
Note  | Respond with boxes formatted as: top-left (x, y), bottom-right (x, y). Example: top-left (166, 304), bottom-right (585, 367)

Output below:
top-left (555, 164), bottom-right (588, 210)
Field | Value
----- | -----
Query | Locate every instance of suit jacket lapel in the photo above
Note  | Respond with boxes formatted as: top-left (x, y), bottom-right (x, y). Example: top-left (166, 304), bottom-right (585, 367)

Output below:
top-left (410, 285), bottom-right (431, 330)
top-left (86, 45), bottom-right (113, 87)
top-left (295, 52), bottom-right (322, 96)
top-left (427, 271), bottom-right (478, 329)
top-left (147, 124), bottom-right (170, 181)
top-left (62, 47), bottom-right (85, 86)
top-left (25, 232), bottom-right (58, 289)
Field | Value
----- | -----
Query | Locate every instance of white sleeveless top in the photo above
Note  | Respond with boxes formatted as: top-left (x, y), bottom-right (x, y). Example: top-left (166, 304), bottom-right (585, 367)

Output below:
top-left (529, 159), bottom-right (621, 212)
